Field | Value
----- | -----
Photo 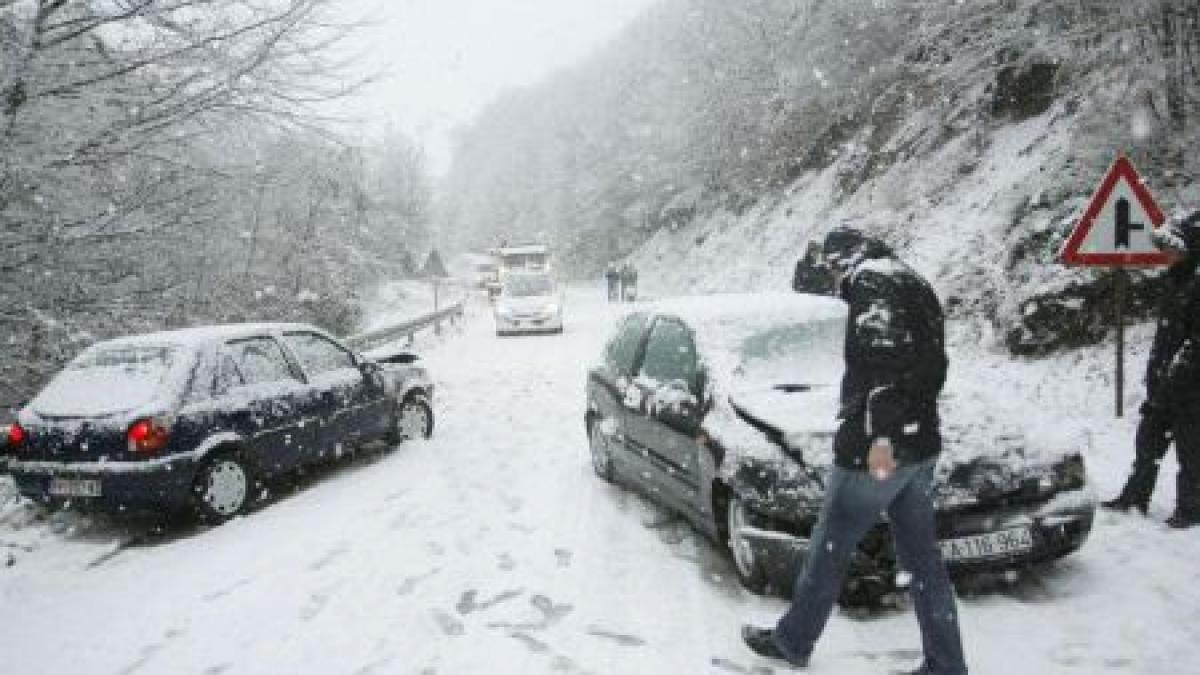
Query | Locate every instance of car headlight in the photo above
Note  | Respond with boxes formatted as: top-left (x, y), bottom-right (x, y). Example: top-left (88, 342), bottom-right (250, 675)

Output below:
top-left (496, 307), bottom-right (514, 317)
top-left (543, 303), bottom-right (560, 314)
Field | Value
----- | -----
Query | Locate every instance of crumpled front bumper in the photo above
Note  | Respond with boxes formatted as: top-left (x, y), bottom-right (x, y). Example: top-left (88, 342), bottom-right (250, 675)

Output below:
top-left (736, 488), bottom-right (1096, 596)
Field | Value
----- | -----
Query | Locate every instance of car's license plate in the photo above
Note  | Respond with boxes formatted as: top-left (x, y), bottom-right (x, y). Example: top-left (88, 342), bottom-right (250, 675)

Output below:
top-left (939, 527), bottom-right (1032, 562)
top-left (49, 477), bottom-right (102, 498)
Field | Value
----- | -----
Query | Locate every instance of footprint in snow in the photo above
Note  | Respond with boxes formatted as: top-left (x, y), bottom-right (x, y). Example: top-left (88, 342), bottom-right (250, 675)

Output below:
top-left (586, 626), bottom-right (646, 647)
top-left (498, 552), bottom-right (516, 570)
top-left (509, 631), bottom-right (550, 653)
top-left (203, 578), bottom-right (253, 603)
top-left (396, 568), bottom-right (440, 596)
top-left (432, 609), bottom-right (465, 636)
top-left (709, 657), bottom-right (774, 674)
top-left (846, 648), bottom-right (922, 663)
top-left (554, 548), bottom-right (573, 568)
top-left (486, 594), bottom-right (573, 631)
top-left (505, 634), bottom-right (584, 674)
top-left (300, 587), bottom-right (336, 621)
top-left (456, 588), bottom-right (523, 615)
top-left (309, 542), bottom-right (350, 571)
top-left (502, 495), bottom-right (524, 513)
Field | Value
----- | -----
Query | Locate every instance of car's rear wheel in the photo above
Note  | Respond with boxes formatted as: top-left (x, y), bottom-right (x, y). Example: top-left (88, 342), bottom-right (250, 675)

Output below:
top-left (397, 395), bottom-right (433, 441)
top-left (588, 419), bottom-right (615, 483)
top-left (726, 494), bottom-right (770, 594)
top-left (193, 452), bottom-right (252, 523)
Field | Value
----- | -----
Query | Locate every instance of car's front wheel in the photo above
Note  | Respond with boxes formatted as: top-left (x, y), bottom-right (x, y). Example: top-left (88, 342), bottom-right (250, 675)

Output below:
top-left (193, 452), bottom-right (252, 523)
top-left (588, 419), bottom-right (615, 483)
top-left (396, 395), bottom-right (433, 441)
top-left (726, 494), bottom-right (769, 594)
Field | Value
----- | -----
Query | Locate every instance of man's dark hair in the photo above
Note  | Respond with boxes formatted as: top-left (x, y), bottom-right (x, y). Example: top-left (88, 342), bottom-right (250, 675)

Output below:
top-left (821, 226), bottom-right (893, 272)
top-left (1152, 209), bottom-right (1200, 258)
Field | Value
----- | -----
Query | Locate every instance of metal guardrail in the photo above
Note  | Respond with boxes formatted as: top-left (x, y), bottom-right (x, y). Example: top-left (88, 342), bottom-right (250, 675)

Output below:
top-left (343, 300), bottom-right (466, 352)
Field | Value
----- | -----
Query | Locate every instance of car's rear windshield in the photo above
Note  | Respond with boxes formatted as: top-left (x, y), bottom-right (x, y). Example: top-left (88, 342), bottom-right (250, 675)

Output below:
top-left (31, 345), bottom-right (181, 417)
top-left (504, 276), bottom-right (554, 297)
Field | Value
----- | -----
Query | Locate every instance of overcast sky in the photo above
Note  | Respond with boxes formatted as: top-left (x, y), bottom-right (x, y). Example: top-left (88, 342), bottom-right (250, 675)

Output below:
top-left (332, 0), bottom-right (658, 173)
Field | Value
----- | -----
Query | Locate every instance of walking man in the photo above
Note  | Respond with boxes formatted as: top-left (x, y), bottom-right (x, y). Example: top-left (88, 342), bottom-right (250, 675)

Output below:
top-left (605, 262), bottom-right (620, 302)
top-left (1103, 211), bottom-right (1200, 528)
top-left (620, 262), bottom-right (638, 302)
top-left (743, 227), bottom-right (967, 675)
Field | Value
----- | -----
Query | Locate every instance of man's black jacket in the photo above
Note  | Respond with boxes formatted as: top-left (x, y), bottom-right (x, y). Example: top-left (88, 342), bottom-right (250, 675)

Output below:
top-left (833, 256), bottom-right (948, 470)
top-left (1145, 258), bottom-right (1200, 413)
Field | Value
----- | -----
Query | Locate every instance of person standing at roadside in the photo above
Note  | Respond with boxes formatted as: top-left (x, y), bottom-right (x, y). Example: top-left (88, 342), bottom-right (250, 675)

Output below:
top-left (742, 226), bottom-right (967, 675)
top-left (1103, 210), bottom-right (1200, 529)
top-left (620, 262), bottom-right (638, 302)
top-left (605, 262), bottom-right (620, 302)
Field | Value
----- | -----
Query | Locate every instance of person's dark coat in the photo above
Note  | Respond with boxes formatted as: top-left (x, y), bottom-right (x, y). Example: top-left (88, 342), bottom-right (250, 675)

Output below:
top-left (1146, 211), bottom-right (1200, 413)
top-left (823, 229), bottom-right (948, 470)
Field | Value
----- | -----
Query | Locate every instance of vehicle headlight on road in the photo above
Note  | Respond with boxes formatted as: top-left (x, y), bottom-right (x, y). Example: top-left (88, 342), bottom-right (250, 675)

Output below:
top-left (496, 306), bottom-right (514, 318)
top-left (543, 303), bottom-right (560, 315)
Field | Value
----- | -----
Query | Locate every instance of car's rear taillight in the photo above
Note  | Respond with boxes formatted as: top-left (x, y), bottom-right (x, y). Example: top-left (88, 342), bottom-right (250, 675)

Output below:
top-left (5, 423), bottom-right (26, 450)
top-left (127, 418), bottom-right (170, 456)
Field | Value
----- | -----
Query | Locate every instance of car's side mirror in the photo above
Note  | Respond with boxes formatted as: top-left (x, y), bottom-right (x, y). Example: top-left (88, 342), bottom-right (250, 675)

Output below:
top-left (653, 379), bottom-right (705, 432)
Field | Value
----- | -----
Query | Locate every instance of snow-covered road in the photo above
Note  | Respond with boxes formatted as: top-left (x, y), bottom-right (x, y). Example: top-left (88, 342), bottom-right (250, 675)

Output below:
top-left (1, 286), bottom-right (1198, 674)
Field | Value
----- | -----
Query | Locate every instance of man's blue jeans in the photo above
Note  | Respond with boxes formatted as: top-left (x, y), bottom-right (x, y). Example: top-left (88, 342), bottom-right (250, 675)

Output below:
top-left (773, 458), bottom-right (968, 674)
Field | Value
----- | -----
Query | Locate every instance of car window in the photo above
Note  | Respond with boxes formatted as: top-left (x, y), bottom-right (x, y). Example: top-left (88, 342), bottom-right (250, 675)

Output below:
top-left (604, 313), bottom-right (650, 375)
top-left (29, 345), bottom-right (180, 417)
top-left (225, 337), bottom-right (299, 386)
top-left (282, 332), bottom-right (356, 376)
top-left (504, 275), bottom-right (554, 297)
top-left (639, 318), bottom-right (699, 386)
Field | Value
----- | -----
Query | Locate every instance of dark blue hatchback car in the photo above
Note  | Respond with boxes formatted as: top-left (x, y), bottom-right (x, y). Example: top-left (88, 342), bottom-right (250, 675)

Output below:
top-left (2, 323), bottom-right (433, 521)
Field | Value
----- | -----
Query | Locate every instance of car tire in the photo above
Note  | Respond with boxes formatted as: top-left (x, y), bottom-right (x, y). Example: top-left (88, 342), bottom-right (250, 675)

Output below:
top-left (725, 494), bottom-right (770, 594)
top-left (588, 419), bottom-right (616, 483)
top-left (192, 451), bottom-right (253, 524)
top-left (396, 395), bottom-right (434, 441)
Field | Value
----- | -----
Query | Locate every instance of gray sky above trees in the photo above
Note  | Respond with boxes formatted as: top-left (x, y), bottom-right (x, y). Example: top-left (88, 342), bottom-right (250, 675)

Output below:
top-left (330, 0), bottom-right (657, 173)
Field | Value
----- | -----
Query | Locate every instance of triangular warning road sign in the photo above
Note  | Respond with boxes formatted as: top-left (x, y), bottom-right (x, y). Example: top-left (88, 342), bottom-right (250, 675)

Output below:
top-left (1060, 155), bottom-right (1171, 266)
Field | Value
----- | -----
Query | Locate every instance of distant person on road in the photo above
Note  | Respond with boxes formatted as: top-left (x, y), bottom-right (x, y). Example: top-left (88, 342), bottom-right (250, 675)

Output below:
top-left (742, 226), bottom-right (967, 675)
top-left (1103, 210), bottom-right (1200, 529)
top-left (605, 262), bottom-right (620, 302)
top-left (620, 262), bottom-right (638, 302)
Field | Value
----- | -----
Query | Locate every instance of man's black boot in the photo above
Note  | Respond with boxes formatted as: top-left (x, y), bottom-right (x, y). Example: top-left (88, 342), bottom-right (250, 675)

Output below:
top-left (1101, 496), bottom-right (1148, 515)
top-left (1166, 511), bottom-right (1199, 529)
top-left (741, 625), bottom-right (807, 666)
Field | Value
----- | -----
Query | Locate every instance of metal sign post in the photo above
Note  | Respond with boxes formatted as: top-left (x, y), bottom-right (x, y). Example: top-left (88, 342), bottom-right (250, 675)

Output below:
top-left (1114, 269), bottom-right (1126, 417)
top-left (1060, 154), bottom-right (1170, 418)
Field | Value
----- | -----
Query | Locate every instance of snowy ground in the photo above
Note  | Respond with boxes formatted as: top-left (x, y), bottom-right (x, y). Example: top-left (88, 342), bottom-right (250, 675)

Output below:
top-left (1, 285), bottom-right (1198, 674)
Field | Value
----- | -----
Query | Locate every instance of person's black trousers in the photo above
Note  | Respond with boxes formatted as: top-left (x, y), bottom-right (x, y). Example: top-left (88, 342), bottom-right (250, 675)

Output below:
top-left (1118, 406), bottom-right (1200, 517)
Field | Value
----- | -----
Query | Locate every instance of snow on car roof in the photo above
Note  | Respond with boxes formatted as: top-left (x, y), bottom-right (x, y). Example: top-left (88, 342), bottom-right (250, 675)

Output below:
top-left (94, 322), bottom-right (325, 350)
top-left (634, 291), bottom-right (844, 334)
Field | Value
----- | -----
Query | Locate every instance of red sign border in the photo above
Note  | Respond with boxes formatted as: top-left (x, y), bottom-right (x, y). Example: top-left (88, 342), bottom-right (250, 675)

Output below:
top-left (1060, 155), bottom-right (1171, 267)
